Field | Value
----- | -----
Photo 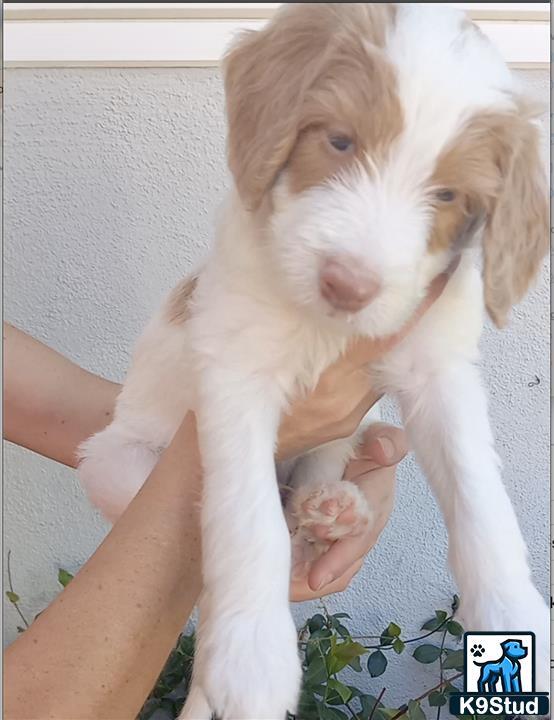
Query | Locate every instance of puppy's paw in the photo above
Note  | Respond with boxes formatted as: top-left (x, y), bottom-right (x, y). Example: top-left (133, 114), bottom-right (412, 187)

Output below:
top-left (192, 606), bottom-right (302, 719)
top-left (289, 479), bottom-right (372, 546)
top-left (460, 584), bottom-right (550, 692)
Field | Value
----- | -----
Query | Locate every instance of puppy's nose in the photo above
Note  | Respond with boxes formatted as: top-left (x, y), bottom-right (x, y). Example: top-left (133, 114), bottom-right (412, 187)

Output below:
top-left (320, 257), bottom-right (381, 312)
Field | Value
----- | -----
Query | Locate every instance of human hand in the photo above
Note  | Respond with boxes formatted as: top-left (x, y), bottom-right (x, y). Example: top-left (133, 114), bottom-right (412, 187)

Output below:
top-left (276, 270), bottom-right (450, 461)
top-left (289, 422), bottom-right (407, 601)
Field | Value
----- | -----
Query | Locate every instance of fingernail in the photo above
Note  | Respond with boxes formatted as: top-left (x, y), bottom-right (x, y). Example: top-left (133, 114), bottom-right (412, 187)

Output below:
top-left (316, 574), bottom-right (335, 591)
top-left (376, 436), bottom-right (395, 461)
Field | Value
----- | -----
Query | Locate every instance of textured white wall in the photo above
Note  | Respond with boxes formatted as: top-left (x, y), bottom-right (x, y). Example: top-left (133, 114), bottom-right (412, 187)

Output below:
top-left (4, 68), bottom-right (549, 704)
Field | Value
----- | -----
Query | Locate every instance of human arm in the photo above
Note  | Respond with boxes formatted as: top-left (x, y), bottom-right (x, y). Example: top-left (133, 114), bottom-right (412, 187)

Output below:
top-left (4, 412), bottom-right (202, 720)
top-left (3, 322), bottom-right (120, 468)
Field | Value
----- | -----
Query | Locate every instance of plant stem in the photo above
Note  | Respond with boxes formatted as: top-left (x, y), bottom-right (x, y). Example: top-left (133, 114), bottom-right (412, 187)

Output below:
top-left (435, 625), bottom-right (449, 720)
top-left (345, 696), bottom-right (361, 720)
top-left (388, 672), bottom-right (463, 720)
top-left (367, 686), bottom-right (387, 720)
top-left (351, 616), bottom-right (452, 647)
top-left (6, 550), bottom-right (29, 629)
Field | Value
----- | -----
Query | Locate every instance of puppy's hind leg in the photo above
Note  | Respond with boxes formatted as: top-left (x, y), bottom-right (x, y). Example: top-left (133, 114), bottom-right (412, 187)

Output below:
top-left (78, 425), bottom-right (160, 524)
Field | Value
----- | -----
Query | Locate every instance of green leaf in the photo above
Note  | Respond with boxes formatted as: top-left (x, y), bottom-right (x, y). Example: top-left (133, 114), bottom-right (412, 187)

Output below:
top-left (328, 679), bottom-right (352, 704)
top-left (420, 610), bottom-right (447, 632)
top-left (367, 649), bottom-right (387, 677)
top-left (348, 655), bottom-right (362, 672)
top-left (413, 644), bottom-right (441, 664)
top-left (309, 614), bottom-right (326, 633)
top-left (360, 694), bottom-right (380, 716)
top-left (332, 613), bottom-right (351, 620)
top-left (306, 629), bottom-right (332, 664)
top-left (388, 622), bottom-right (401, 637)
top-left (6, 591), bottom-right (20, 603)
top-left (297, 689), bottom-right (321, 717)
top-left (305, 653), bottom-right (328, 687)
top-left (58, 568), bottom-right (74, 588)
top-left (393, 638), bottom-right (405, 655)
top-left (447, 620), bottom-right (464, 637)
top-left (327, 640), bottom-right (366, 675)
top-left (317, 705), bottom-right (348, 720)
top-left (407, 700), bottom-right (426, 720)
top-left (335, 623), bottom-right (351, 639)
top-left (428, 691), bottom-right (447, 707)
top-left (380, 621), bottom-right (401, 645)
top-left (443, 648), bottom-right (464, 671)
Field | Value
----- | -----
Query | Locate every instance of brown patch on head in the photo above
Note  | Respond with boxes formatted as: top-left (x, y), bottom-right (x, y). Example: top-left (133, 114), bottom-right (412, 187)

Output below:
top-left (223, 3), bottom-right (402, 208)
top-left (427, 99), bottom-right (548, 326)
top-left (165, 275), bottom-right (198, 325)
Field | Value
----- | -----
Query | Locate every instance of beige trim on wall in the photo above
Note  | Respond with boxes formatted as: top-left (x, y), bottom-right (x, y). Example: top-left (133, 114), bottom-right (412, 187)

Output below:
top-left (4, 3), bottom-right (550, 69)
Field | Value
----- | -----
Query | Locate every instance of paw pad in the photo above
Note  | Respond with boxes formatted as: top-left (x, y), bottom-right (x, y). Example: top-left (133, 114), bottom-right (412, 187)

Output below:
top-left (471, 644), bottom-right (485, 658)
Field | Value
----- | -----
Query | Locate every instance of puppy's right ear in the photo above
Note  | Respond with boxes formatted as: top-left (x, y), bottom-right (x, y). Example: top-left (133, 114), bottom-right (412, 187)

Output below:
top-left (223, 10), bottom-right (325, 209)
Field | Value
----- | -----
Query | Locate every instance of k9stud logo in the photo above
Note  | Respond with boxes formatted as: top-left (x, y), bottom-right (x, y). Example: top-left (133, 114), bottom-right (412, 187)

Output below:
top-left (449, 632), bottom-right (549, 716)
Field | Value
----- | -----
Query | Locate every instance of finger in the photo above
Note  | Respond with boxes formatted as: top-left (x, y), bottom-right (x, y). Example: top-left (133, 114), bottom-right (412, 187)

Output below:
top-left (308, 533), bottom-right (373, 592)
top-left (344, 424), bottom-right (408, 478)
top-left (291, 559), bottom-right (364, 601)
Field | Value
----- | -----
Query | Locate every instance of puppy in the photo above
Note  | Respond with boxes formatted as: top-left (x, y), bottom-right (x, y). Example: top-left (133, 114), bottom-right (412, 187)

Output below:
top-left (78, 4), bottom-right (549, 718)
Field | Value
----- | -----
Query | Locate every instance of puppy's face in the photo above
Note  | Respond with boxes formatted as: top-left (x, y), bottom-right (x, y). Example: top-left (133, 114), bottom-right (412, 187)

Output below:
top-left (224, 4), bottom-right (548, 337)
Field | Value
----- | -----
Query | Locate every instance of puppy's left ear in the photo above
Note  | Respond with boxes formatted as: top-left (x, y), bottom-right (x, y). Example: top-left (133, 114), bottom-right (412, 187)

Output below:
top-left (483, 103), bottom-right (548, 328)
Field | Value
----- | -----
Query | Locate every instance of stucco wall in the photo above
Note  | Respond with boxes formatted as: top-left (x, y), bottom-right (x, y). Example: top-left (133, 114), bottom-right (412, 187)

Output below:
top-left (4, 67), bottom-right (549, 704)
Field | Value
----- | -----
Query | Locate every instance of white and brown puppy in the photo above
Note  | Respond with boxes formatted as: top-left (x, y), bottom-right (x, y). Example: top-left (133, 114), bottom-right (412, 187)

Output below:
top-left (79, 4), bottom-right (549, 719)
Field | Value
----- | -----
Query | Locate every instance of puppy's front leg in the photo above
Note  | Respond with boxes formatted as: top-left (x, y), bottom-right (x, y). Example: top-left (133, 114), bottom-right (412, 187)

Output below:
top-left (180, 366), bottom-right (301, 720)
top-left (397, 361), bottom-right (549, 691)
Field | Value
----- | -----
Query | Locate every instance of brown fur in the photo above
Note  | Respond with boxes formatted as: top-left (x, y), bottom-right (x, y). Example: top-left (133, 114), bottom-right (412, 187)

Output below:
top-left (428, 103), bottom-right (548, 326)
top-left (166, 275), bottom-right (198, 325)
top-left (223, 3), bottom-right (401, 208)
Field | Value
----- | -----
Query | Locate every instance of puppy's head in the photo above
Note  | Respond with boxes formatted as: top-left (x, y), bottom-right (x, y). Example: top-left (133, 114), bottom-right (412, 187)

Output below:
top-left (224, 3), bottom-right (547, 335)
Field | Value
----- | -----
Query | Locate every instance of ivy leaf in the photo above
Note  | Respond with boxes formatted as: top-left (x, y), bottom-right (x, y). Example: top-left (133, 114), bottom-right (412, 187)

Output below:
top-left (367, 649), bottom-right (388, 677)
top-left (332, 613), bottom-right (351, 620)
top-left (328, 679), bottom-right (352, 704)
top-left (443, 649), bottom-right (464, 670)
top-left (428, 691), bottom-right (447, 707)
top-left (393, 638), bottom-right (405, 655)
top-left (447, 620), bottom-right (464, 638)
top-left (58, 568), bottom-right (74, 588)
top-left (413, 644), bottom-right (441, 664)
top-left (348, 655), bottom-right (363, 672)
top-left (309, 614), bottom-right (327, 633)
top-left (6, 591), bottom-right (20, 603)
top-left (407, 700), bottom-right (426, 720)
top-left (327, 640), bottom-right (366, 675)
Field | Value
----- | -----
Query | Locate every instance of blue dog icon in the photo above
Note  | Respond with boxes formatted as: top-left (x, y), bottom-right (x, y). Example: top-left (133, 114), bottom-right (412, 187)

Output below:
top-left (474, 639), bottom-right (527, 693)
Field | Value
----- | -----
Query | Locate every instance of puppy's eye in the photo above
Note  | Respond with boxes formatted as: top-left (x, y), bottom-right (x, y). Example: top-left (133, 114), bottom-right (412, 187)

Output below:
top-left (328, 134), bottom-right (354, 152)
top-left (436, 189), bottom-right (456, 202)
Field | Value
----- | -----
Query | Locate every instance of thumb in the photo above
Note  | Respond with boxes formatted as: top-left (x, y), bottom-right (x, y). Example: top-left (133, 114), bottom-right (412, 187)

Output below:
top-left (344, 423), bottom-right (408, 480)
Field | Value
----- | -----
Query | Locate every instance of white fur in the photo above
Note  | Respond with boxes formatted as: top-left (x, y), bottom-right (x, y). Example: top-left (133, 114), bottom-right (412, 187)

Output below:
top-left (78, 5), bottom-right (549, 718)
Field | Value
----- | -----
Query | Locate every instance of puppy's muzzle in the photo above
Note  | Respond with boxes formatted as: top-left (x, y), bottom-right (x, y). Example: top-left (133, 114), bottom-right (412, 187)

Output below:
top-left (320, 256), bottom-right (381, 312)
